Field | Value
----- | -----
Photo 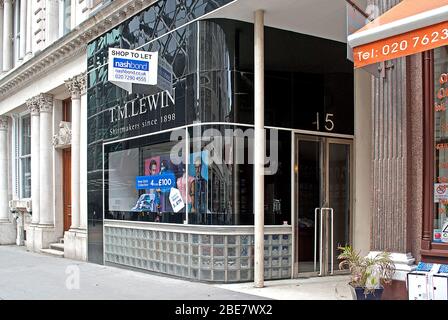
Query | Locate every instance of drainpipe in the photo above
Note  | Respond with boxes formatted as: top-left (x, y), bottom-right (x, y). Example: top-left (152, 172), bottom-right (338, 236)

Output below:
top-left (254, 9), bottom-right (265, 288)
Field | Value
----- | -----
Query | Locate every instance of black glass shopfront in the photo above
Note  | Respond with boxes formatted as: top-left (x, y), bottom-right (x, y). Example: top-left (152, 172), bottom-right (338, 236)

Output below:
top-left (87, 0), bottom-right (353, 276)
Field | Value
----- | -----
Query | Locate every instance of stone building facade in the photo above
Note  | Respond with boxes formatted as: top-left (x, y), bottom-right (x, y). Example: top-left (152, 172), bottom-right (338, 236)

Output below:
top-left (0, 0), bottom-right (158, 260)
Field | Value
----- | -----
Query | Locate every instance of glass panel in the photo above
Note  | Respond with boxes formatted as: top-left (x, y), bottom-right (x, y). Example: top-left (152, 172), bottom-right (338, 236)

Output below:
top-left (297, 139), bottom-right (322, 273)
top-left (187, 125), bottom-right (254, 225)
top-left (265, 130), bottom-right (291, 225)
top-left (105, 138), bottom-right (186, 224)
top-left (21, 114), bottom-right (31, 156)
top-left (21, 157), bottom-right (31, 198)
top-left (434, 46), bottom-right (448, 243)
top-left (328, 143), bottom-right (351, 271)
top-left (63, 0), bottom-right (72, 35)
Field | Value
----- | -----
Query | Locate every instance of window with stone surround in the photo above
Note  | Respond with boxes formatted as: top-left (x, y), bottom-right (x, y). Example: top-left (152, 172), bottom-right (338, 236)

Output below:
top-left (13, 0), bottom-right (21, 65)
top-left (17, 114), bottom-right (31, 199)
top-left (61, 0), bottom-right (72, 36)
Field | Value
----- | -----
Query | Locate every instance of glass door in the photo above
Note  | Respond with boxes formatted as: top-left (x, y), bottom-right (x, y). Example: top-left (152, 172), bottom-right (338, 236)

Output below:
top-left (294, 135), bottom-right (352, 277)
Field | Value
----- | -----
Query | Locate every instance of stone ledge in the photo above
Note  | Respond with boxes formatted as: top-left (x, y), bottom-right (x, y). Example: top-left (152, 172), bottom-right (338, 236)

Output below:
top-left (368, 251), bottom-right (417, 282)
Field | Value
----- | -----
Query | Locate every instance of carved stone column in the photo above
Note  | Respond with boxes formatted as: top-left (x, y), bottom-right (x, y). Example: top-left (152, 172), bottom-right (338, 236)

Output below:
top-left (25, 94), bottom-right (58, 251)
top-left (39, 94), bottom-right (54, 225)
top-left (26, 96), bottom-right (40, 225)
top-left (64, 72), bottom-right (87, 261)
top-left (65, 73), bottom-right (85, 231)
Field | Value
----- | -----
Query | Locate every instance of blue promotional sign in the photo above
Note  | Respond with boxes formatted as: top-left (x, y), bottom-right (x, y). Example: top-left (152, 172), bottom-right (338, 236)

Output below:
top-left (136, 173), bottom-right (176, 191)
top-left (113, 58), bottom-right (150, 71)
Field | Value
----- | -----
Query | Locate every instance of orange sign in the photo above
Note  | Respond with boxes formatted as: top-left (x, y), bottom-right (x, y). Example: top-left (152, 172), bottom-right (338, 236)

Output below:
top-left (353, 21), bottom-right (448, 68)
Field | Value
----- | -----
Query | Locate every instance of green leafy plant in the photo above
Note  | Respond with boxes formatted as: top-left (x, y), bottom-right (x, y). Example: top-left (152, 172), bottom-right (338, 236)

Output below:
top-left (337, 245), bottom-right (395, 296)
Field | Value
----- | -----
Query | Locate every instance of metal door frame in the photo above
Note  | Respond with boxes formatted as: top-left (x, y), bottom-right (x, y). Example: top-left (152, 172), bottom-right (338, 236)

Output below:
top-left (293, 134), bottom-right (353, 278)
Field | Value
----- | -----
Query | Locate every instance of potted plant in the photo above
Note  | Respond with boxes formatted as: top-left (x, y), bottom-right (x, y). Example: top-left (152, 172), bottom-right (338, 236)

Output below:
top-left (337, 245), bottom-right (395, 300)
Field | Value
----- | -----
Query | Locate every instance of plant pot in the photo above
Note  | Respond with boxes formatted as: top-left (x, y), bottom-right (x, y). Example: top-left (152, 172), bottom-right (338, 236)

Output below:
top-left (350, 284), bottom-right (384, 300)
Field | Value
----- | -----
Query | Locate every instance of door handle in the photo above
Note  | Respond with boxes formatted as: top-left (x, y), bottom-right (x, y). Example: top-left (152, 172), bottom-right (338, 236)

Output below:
top-left (314, 207), bottom-right (325, 276)
top-left (314, 208), bottom-right (319, 273)
top-left (329, 208), bottom-right (334, 275)
top-left (317, 207), bottom-right (334, 276)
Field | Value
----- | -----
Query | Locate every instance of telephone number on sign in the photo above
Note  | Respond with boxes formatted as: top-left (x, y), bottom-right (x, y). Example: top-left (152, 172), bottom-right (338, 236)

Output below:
top-left (356, 28), bottom-right (448, 63)
top-left (113, 74), bottom-right (147, 82)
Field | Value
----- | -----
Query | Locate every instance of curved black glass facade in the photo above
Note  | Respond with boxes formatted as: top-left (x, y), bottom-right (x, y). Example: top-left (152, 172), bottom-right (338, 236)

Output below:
top-left (87, 11), bottom-right (354, 263)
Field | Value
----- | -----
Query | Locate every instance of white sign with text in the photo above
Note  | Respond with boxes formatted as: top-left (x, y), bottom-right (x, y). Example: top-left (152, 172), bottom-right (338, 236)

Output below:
top-left (434, 183), bottom-right (448, 203)
top-left (169, 188), bottom-right (185, 213)
top-left (108, 48), bottom-right (158, 90)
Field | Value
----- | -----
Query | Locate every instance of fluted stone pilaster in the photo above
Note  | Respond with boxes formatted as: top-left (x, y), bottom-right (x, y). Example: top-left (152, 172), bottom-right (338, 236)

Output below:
top-left (64, 73), bottom-right (86, 230)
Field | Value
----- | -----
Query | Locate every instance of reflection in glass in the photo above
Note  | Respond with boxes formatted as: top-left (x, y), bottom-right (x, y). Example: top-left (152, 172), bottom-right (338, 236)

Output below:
top-left (106, 140), bottom-right (186, 224)
top-left (434, 46), bottom-right (448, 243)
top-left (297, 140), bottom-right (322, 273)
top-left (328, 143), bottom-right (351, 270)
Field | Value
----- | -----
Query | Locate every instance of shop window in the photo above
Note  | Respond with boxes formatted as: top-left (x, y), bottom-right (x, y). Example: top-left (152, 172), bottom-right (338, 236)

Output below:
top-left (19, 114), bottom-right (31, 199)
top-left (187, 125), bottom-right (290, 225)
top-left (104, 126), bottom-right (291, 226)
top-left (106, 138), bottom-right (186, 224)
top-left (434, 46), bottom-right (448, 244)
top-left (264, 130), bottom-right (291, 225)
top-left (187, 125), bottom-right (253, 225)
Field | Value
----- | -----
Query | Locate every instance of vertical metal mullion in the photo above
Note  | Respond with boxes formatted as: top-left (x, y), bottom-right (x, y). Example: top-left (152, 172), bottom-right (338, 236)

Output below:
top-left (319, 208), bottom-right (323, 276)
top-left (324, 139), bottom-right (329, 276)
top-left (330, 208), bottom-right (334, 275)
top-left (185, 127), bottom-right (189, 225)
top-left (290, 131), bottom-right (295, 278)
top-left (102, 142), bottom-right (105, 265)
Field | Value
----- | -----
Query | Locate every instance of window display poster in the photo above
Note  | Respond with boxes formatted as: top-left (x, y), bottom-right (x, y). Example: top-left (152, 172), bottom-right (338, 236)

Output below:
top-left (169, 188), bottom-right (185, 213)
top-left (435, 183), bottom-right (448, 203)
top-left (135, 154), bottom-right (183, 213)
top-left (145, 156), bottom-right (161, 176)
top-left (109, 148), bottom-right (139, 212)
top-left (189, 151), bottom-right (209, 214)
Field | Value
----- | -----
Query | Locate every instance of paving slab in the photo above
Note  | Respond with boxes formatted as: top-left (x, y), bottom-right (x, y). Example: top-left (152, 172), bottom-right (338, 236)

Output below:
top-left (214, 276), bottom-right (354, 300)
top-left (0, 245), bottom-right (266, 300)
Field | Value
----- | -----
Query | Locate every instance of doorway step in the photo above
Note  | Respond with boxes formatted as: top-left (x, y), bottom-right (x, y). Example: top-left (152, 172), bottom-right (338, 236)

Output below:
top-left (40, 239), bottom-right (65, 257)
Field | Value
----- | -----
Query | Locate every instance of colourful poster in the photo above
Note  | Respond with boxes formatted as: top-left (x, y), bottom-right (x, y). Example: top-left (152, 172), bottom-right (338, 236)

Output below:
top-left (144, 156), bottom-right (161, 176)
top-left (189, 151), bottom-right (209, 214)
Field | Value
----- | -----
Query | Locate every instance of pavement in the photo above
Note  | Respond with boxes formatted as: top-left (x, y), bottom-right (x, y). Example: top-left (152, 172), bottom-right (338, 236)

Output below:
top-left (0, 245), bottom-right (353, 300)
top-left (214, 276), bottom-right (353, 300)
